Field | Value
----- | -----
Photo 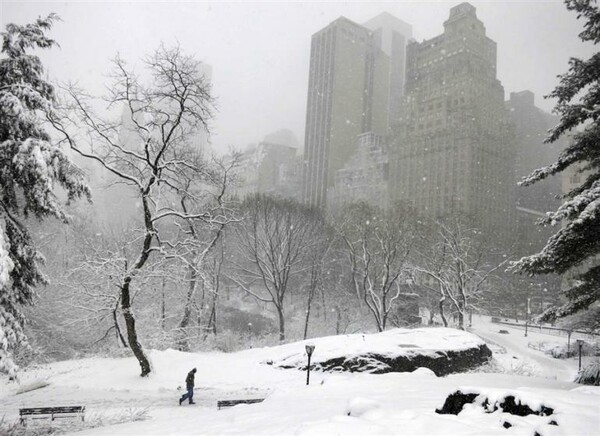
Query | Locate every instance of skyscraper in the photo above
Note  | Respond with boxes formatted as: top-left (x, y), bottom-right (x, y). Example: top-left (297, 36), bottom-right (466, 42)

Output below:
top-left (302, 14), bottom-right (412, 209)
top-left (389, 3), bottom-right (515, 235)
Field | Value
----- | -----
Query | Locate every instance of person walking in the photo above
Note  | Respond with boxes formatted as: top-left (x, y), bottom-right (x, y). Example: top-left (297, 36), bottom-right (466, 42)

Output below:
top-left (179, 368), bottom-right (197, 405)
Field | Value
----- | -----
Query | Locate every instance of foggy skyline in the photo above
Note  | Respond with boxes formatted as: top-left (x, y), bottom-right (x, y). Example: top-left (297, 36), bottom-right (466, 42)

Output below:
top-left (1, 0), bottom-right (595, 153)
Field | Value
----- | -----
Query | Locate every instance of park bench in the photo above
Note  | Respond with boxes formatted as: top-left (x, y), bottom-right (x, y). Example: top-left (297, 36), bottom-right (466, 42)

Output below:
top-left (19, 406), bottom-right (85, 425)
top-left (217, 398), bottom-right (264, 410)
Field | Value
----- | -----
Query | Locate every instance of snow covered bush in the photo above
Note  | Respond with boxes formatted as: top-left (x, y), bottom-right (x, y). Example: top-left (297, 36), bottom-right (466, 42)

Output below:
top-left (476, 357), bottom-right (540, 377)
top-left (545, 344), bottom-right (576, 359)
top-left (574, 360), bottom-right (600, 385)
top-left (543, 340), bottom-right (597, 359)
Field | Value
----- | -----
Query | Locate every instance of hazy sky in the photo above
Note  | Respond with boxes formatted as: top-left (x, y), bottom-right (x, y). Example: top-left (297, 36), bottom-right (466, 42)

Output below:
top-left (1, 0), bottom-right (595, 153)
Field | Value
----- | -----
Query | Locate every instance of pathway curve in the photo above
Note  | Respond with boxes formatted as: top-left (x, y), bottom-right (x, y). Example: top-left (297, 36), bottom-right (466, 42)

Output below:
top-left (469, 315), bottom-right (578, 381)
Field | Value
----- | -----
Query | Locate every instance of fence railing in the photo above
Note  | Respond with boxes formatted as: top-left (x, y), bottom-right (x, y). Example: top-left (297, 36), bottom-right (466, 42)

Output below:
top-left (490, 317), bottom-right (600, 341)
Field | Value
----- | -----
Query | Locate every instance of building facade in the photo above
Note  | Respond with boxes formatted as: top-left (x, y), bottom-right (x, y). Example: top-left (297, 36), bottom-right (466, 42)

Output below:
top-left (331, 132), bottom-right (389, 211)
top-left (229, 130), bottom-right (302, 201)
top-left (389, 3), bottom-right (515, 235)
top-left (507, 90), bottom-right (564, 256)
top-left (303, 14), bottom-right (412, 209)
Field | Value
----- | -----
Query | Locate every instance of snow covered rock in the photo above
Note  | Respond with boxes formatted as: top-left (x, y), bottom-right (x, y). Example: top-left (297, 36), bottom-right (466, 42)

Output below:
top-left (436, 388), bottom-right (555, 417)
top-left (266, 328), bottom-right (492, 376)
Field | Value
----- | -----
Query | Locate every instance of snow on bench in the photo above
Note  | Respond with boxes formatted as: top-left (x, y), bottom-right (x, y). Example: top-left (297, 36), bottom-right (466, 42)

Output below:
top-left (217, 399), bottom-right (264, 410)
top-left (19, 406), bottom-right (85, 425)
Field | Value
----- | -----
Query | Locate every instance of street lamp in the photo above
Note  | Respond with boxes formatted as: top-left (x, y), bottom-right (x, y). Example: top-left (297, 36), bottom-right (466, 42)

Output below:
top-left (525, 297), bottom-right (531, 337)
top-left (305, 344), bottom-right (315, 385)
top-left (577, 339), bottom-right (584, 371)
top-left (248, 322), bottom-right (252, 349)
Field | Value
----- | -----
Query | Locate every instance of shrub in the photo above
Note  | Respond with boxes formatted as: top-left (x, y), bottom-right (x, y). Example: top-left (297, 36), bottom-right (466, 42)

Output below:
top-left (574, 361), bottom-right (600, 386)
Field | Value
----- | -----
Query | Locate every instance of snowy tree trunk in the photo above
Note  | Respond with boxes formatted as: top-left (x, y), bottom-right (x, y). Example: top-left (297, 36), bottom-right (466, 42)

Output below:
top-left (121, 280), bottom-right (151, 376)
top-left (119, 195), bottom-right (154, 377)
top-left (303, 275), bottom-right (317, 340)
top-left (112, 303), bottom-right (128, 348)
top-left (206, 296), bottom-right (217, 336)
top-left (303, 298), bottom-right (312, 340)
top-left (176, 265), bottom-right (198, 351)
top-left (335, 305), bottom-right (342, 335)
top-left (439, 297), bottom-right (448, 327)
top-left (160, 277), bottom-right (166, 331)
top-left (458, 310), bottom-right (465, 330)
top-left (277, 305), bottom-right (285, 342)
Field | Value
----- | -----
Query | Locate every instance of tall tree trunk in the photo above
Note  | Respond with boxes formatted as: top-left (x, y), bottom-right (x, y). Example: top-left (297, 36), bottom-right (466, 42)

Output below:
top-left (160, 277), bottom-right (166, 331)
top-left (303, 298), bottom-right (312, 340)
top-left (303, 281), bottom-right (316, 340)
top-left (207, 298), bottom-right (217, 335)
top-left (439, 297), bottom-right (448, 327)
top-left (113, 302), bottom-right (128, 348)
top-left (277, 305), bottom-right (285, 341)
top-left (120, 193), bottom-right (155, 377)
top-left (121, 279), bottom-right (151, 376)
top-left (177, 265), bottom-right (197, 351)
top-left (335, 305), bottom-right (342, 335)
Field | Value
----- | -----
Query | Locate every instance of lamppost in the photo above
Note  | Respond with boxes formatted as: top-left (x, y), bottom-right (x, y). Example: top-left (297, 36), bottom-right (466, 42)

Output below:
top-left (577, 339), bottom-right (584, 371)
top-left (305, 344), bottom-right (315, 385)
top-left (525, 297), bottom-right (531, 337)
top-left (248, 322), bottom-right (252, 349)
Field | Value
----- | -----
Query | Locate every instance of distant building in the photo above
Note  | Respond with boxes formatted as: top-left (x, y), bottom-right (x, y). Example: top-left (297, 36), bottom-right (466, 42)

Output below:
top-left (231, 144), bottom-right (260, 199)
top-left (507, 90), bottom-right (564, 254)
top-left (363, 12), bottom-right (413, 127)
top-left (389, 3), bottom-right (515, 236)
top-left (508, 90), bottom-right (562, 213)
top-left (229, 130), bottom-right (302, 201)
top-left (331, 132), bottom-right (389, 211)
top-left (303, 14), bottom-right (412, 209)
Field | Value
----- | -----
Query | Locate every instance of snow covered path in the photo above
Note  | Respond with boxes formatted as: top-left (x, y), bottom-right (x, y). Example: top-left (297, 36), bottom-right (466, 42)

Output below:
top-left (469, 315), bottom-right (580, 381)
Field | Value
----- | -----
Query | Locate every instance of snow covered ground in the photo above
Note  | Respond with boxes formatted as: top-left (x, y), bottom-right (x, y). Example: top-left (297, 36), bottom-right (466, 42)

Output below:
top-left (1, 315), bottom-right (598, 435)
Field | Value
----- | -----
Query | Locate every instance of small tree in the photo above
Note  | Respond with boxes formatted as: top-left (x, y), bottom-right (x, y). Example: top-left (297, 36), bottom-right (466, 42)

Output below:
top-left (338, 202), bottom-right (415, 332)
top-left (510, 0), bottom-right (600, 326)
top-left (302, 228), bottom-right (334, 339)
top-left (0, 15), bottom-right (90, 376)
top-left (416, 219), bottom-right (509, 330)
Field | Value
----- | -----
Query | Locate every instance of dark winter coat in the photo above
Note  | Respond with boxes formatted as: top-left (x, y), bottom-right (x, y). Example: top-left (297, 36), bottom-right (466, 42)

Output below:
top-left (185, 370), bottom-right (195, 389)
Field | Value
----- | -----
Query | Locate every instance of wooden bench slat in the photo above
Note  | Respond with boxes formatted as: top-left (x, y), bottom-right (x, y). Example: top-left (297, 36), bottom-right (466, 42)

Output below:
top-left (217, 399), bottom-right (264, 410)
top-left (19, 406), bottom-right (85, 425)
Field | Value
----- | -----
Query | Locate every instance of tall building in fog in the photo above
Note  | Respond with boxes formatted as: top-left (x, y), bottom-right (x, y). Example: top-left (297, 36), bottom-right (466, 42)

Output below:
top-left (303, 14), bottom-right (412, 209)
top-left (507, 90), bottom-right (562, 214)
top-left (229, 129), bottom-right (302, 201)
top-left (389, 3), bottom-right (515, 235)
top-left (363, 13), bottom-right (413, 127)
top-left (332, 132), bottom-right (389, 211)
top-left (507, 90), bottom-right (564, 253)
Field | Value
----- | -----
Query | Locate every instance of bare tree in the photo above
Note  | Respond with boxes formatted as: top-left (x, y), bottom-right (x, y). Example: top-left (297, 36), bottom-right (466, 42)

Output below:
top-left (228, 194), bottom-right (324, 341)
top-left (338, 202), bottom-right (415, 332)
top-left (302, 229), bottom-right (334, 339)
top-left (49, 46), bottom-right (215, 376)
top-left (166, 151), bottom-right (240, 351)
top-left (415, 219), bottom-right (509, 330)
